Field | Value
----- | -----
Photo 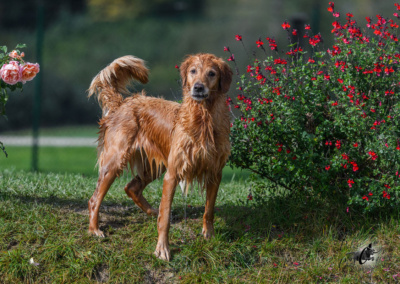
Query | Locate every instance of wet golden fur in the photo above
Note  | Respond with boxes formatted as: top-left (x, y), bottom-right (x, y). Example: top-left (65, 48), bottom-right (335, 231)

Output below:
top-left (87, 53), bottom-right (232, 261)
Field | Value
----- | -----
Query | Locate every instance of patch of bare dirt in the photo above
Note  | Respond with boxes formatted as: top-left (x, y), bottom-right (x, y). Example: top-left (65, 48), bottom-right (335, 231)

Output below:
top-left (143, 264), bottom-right (176, 284)
top-left (92, 263), bottom-right (110, 283)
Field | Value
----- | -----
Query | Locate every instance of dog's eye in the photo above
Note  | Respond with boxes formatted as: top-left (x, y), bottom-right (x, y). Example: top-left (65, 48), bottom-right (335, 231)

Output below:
top-left (190, 69), bottom-right (196, 74)
top-left (208, 71), bottom-right (216, 77)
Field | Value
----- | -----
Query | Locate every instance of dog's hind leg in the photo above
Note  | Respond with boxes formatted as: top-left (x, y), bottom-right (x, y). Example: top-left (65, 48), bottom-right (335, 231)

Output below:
top-left (88, 167), bottom-right (117, 237)
top-left (124, 152), bottom-right (164, 216)
top-left (124, 175), bottom-right (158, 216)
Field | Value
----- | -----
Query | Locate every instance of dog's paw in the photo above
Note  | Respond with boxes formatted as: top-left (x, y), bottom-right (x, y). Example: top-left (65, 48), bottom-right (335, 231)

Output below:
top-left (88, 229), bottom-right (105, 238)
top-left (147, 208), bottom-right (159, 217)
top-left (202, 225), bottom-right (215, 240)
top-left (154, 243), bottom-right (171, 261)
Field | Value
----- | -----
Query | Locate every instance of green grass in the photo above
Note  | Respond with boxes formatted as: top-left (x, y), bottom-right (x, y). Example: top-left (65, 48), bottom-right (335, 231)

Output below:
top-left (0, 125), bottom-right (99, 137)
top-left (0, 146), bottom-right (98, 176)
top-left (1, 169), bottom-right (399, 283)
top-left (0, 136), bottom-right (398, 282)
top-left (0, 146), bottom-right (249, 183)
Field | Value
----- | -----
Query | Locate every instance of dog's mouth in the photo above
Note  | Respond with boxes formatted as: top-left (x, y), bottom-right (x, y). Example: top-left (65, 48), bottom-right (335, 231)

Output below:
top-left (190, 83), bottom-right (209, 101)
top-left (191, 92), bottom-right (209, 101)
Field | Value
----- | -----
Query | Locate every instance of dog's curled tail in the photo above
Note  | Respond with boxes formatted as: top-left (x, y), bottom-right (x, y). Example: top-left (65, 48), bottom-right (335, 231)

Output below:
top-left (88, 55), bottom-right (149, 116)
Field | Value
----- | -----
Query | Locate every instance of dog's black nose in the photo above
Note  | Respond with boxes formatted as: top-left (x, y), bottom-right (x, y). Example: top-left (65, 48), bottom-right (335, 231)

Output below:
top-left (194, 83), bottom-right (204, 93)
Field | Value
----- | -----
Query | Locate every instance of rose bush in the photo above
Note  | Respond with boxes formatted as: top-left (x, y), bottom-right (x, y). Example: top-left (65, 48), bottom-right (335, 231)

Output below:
top-left (226, 2), bottom-right (400, 211)
top-left (0, 44), bottom-right (40, 156)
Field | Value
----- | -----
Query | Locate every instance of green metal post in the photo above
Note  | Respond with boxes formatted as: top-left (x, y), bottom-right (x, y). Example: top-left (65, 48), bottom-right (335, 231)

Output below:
top-left (32, 2), bottom-right (44, 172)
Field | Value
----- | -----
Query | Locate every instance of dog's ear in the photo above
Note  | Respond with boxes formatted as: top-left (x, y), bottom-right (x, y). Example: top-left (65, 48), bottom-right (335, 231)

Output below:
top-left (217, 59), bottom-right (233, 94)
top-left (179, 55), bottom-right (193, 91)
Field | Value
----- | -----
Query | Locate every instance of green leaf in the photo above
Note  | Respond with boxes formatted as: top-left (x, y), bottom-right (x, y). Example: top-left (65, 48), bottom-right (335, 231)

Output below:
top-left (15, 43), bottom-right (27, 49)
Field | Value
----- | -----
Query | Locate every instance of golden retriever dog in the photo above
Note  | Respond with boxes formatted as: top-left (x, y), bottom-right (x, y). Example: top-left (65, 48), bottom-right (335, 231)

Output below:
top-left (87, 53), bottom-right (232, 260)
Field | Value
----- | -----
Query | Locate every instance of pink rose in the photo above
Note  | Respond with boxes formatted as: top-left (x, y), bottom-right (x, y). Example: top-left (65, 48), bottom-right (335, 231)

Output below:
top-left (20, 63), bottom-right (40, 83)
top-left (0, 61), bottom-right (21, 85)
top-left (9, 50), bottom-right (19, 58)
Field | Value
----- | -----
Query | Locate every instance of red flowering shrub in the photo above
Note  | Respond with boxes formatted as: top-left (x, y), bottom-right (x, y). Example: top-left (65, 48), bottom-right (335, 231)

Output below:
top-left (227, 3), bottom-right (400, 211)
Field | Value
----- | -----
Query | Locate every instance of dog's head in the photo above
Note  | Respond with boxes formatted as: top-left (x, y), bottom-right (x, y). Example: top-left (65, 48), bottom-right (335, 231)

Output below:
top-left (180, 53), bottom-right (233, 102)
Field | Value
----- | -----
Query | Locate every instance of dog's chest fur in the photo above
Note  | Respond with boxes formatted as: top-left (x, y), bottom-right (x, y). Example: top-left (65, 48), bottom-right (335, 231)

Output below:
top-left (170, 100), bottom-right (230, 185)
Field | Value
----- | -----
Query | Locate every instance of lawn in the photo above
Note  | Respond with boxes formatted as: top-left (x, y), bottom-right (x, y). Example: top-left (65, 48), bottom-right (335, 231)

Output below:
top-left (0, 146), bottom-right (248, 183)
top-left (0, 129), bottom-right (399, 282)
top-left (1, 169), bottom-right (399, 283)
top-left (0, 146), bottom-right (98, 176)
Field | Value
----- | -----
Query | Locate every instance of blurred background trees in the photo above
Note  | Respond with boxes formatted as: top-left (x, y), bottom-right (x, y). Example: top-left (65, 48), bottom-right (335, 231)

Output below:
top-left (0, 0), bottom-right (395, 131)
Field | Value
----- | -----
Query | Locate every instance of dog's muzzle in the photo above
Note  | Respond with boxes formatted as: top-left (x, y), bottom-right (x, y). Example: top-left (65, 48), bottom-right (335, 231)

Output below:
top-left (191, 82), bottom-right (208, 101)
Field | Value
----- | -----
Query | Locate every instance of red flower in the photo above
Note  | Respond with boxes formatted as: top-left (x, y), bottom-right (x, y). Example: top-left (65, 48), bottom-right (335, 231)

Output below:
top-left (235, 35), bottom-right (242, 41)
top-left (305, 24), bottom-right (311, 30)
top-left (368, 151), bottom-right (378, 160)
top-left (353, 143), bottom-right (358, 147)
top-left (352, 162), bottom-right (359, 171)
top-left (309, 34), bottom-right (322, 46)
top-left (337, 78), bottom-right (344, 83)
top-left (228, 54), bottom-right (235, 61)
top-left (247, 194), bottom-right (253, 201)
top-left (266, 37), bottom-right (278, 50)
top-left (325, 165), bottom-right (331, 171)
top-left (256, 39), bottom-right (264, 47)
top-left (274, 58), bottom-right (287, 65)
top-left (292, 29), bottom-right (298, 36)
top-left (282, 21), bottom-right (291, 30)
top-left (335, 140), bottom-right (341, 149)
top-left (362, 195), bottom-right (369, 201)
top-left (347, 179), bottom-right (354, 187)
top-left (223, 46), bottom-right (230, 52)
top-left (383, 190), bottom-right (390, 199)
top-left (175, 65), bottom-right (179, 69)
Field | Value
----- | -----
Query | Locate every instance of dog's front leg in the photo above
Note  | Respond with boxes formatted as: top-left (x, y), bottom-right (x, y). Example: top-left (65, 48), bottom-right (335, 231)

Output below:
top-left (202, 172), bottom-right (222, 240)
top-left (154, 171), bottom-right (178, 261)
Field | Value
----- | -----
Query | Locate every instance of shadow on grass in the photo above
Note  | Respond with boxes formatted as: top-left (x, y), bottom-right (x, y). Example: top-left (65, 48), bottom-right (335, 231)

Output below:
top-left (1, 188), bottom-right (398, 246)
